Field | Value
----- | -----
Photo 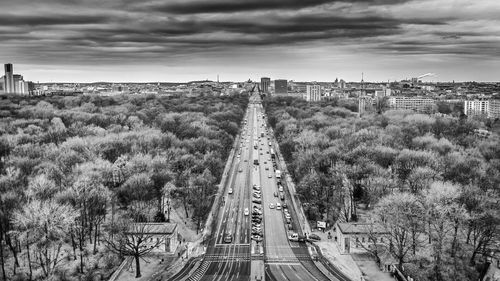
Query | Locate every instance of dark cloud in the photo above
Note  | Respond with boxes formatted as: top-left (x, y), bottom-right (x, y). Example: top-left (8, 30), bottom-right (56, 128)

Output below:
top-left (0, 0), bottom-right (498, 81)
top-left (140, 0), bottom-right (409, 14)
top-left (0, 14), bottom-right (108, 26)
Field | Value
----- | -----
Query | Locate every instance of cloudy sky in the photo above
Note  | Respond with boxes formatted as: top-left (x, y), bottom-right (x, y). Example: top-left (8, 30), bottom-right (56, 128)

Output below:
top-left (1, 0), bottom-right (499, 82)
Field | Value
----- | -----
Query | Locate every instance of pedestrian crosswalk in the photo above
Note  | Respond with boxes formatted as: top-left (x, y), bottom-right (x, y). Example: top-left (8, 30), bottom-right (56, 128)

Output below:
top-left (187, 261), bottom-right (210, 281)
top-left (204, 254), bottom-right (251, 261)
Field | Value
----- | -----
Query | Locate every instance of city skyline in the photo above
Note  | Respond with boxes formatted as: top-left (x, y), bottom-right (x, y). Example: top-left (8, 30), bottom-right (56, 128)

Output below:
top-left (1, 0), bottom-right (499, 83)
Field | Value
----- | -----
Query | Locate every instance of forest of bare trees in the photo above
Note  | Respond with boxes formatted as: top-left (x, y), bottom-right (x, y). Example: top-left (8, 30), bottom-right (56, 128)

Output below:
top-left (263, 96), bottom-right (500, 281)
top-left (0, 92), bottom-right (249, 280)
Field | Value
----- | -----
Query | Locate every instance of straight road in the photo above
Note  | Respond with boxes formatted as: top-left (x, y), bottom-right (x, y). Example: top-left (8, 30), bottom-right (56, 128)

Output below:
top-left (173, 93), bottom-right (341, 281)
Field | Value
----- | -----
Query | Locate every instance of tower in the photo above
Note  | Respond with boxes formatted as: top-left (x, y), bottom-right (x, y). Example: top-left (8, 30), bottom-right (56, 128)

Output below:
top-left (4, 63), bottom-right (14, 93)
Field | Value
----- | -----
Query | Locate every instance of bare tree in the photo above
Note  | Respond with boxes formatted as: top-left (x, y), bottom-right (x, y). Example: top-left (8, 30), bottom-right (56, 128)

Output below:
top-left (13, 200), bottom-right (77, 279)
top-left (103, 220), bottom-right (164, 278)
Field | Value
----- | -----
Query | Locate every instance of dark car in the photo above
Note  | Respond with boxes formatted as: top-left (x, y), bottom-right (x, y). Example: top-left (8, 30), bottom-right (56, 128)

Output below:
top-left (308, 234), bottom-right (321, 241)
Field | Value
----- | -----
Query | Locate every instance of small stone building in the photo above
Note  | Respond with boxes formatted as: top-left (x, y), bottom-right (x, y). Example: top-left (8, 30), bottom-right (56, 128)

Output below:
top-left (335, 222), bottom-right (389, 254)
top-left (127, 223), bottom-right (179, 254)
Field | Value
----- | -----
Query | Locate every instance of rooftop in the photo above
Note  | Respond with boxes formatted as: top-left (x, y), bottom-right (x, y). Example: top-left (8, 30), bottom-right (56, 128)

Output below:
top-left (337, 223), bottom-right (388, 235)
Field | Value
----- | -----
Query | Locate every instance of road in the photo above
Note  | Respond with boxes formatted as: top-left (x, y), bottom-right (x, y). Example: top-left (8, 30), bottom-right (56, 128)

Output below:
top-left (173, 94), bottom-right (335, 281)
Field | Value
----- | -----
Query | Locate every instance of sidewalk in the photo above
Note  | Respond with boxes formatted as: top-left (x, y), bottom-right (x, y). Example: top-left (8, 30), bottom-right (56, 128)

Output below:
top-left (312, 230), bottom-right (363, 281)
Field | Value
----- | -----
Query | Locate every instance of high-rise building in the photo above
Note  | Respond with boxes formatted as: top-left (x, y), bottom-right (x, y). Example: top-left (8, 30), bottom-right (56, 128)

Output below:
top-left (464, 100), bottom-right (489, 116)
top-left (305, 84), bottom-right (321, 102)
top-left (260, 77), bottom-right (270, 93)
top-left (274, 79), bottom-right (287, 94)
top-left (4, 63), bottom-right (14, 93)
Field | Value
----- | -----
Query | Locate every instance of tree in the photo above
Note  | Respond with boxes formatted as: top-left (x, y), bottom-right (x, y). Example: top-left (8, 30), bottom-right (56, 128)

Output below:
top-left (376, 192), bottom-right (426, 268)
top-left (424, 182), bottom-right (466, 281)
top-left (13, 200), bottom-right (77, 278)
top-left (103, 220), bottom-right (164, 278)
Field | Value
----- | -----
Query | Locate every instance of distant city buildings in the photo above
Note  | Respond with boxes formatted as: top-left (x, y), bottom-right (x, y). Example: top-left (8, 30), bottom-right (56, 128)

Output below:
top-left (274, 79), bottom-right (287, 95)
top-left (260, 77), bottom-right (270, 93)
top-left (388, 96), bottom-right (435, 113)
top-left (305, 84), bottom-right (321, 102)
top-left (0, 63), bottom-right (32, 95)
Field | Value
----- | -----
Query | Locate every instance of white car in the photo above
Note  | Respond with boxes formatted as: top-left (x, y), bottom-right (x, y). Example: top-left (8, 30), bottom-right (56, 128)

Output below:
top-left (228, 188), bottom-right (233, 194)
top-left (276, 203), bottom-right (281, 210)
top-left (268, 174), bottom-right (272, 178)
top-left (269, 203), bottom-right (275, 209)
top-left (244, 208), bottom-right (249, 216)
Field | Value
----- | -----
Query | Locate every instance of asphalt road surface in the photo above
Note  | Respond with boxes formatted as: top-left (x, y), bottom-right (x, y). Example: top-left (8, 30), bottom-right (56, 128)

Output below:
top-left (177, 94), bottom-right (333, 281)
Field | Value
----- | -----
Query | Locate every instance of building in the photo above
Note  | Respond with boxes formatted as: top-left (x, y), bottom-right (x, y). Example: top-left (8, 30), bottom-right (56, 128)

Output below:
top-left (1, 63), bottom-right (30, 94)
top-left (388, 96), bottom-right (435, 113)
top-left (335, 222), bottom-right (389, 254)
top-left (3, 63), bottom-right (14, 93)
top-left (126, 223), bottom-right (179, 254)
top-left (489, 99), bottom-right (500, 119)
top-left (305, 84), bottom-right (321, 102)
top-left (260, 77), bottom-right (270, 93)
top-left (274, 79), bottom-right (287, 95)
top-left (464, 100), bottom-right (489, 116)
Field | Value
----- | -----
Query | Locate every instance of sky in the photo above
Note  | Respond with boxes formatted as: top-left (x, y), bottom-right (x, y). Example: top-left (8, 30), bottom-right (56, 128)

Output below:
top-left (1, 0), bottom-right (499, 83)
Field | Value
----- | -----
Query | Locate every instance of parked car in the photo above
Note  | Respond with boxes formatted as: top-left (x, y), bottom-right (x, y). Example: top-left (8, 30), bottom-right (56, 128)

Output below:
top-left (308, 234), bottom-right (321, 241)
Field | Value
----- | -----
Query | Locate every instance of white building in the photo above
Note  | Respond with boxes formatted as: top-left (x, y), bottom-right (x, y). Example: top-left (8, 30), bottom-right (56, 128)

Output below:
top-left (335, 222), bottom-right (389, 254)
top-left (464, 100), bottom-right (489, 116)
top-left (126, 223), bottom-right (180, 254)
top-left (388, 96), bottom-right (435, 113)
top-left (304, 84), bottom-right (321, 102)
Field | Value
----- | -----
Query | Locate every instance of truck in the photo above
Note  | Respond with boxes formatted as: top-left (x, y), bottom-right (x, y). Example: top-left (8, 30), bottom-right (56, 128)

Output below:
top-left (254, 141), bottom-right (258, 149)
top-left (261, 132), bottom-right (264, 137)
top-left (270, 148), bottom-right (275, 159)
top-left (275, 170), bottom-right (281, 179)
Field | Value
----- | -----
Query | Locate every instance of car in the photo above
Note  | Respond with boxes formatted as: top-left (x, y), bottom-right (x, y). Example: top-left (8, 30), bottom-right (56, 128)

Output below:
top-left (276, 203), bottom-right (281, 210)
top-left (239, 167), bottom-right (243, 172)
top-left (252, 230), bottom-right (263, 236)
top-left (253, 190), bottom-right (261, 194)
top-left (252, 223), bottom-right (261, 228)
top-left (282, 203), bottom-right (287, 209)
top-left (269, 203), bottom-right (275, 209)
top-left (253, 193), bottom-right (261, 198)
top-left (265, 166), bottom-right (269, 170)
top-left (253, 210), bottom-right (262, 215)
top-left (285, 213), bottom-right (291, 219)
top-left (224, 233), bottom-right (233, 243)
top-left (244, 208), bottom-right (249, 216)
top-left (267, 151), bottom-right (269, 154)
top-left (273, 192), bottom-right (278, 197)
top-left (244, 159), bottom-right (248, 162)
top-left (251, 235), bottom-right (263, 242)
top-left (253, 185), bottom-right (260, 191)
top-left (252, 198), bottom-right (262, 204)
top-left (228, 188), bottom-right (233, 194)
top-left (268, 174), bottom-right (272, 178)
top-left (260, 152), bottom-right (263, 155)
top-left (308, 234), bottom-right (321, 241)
